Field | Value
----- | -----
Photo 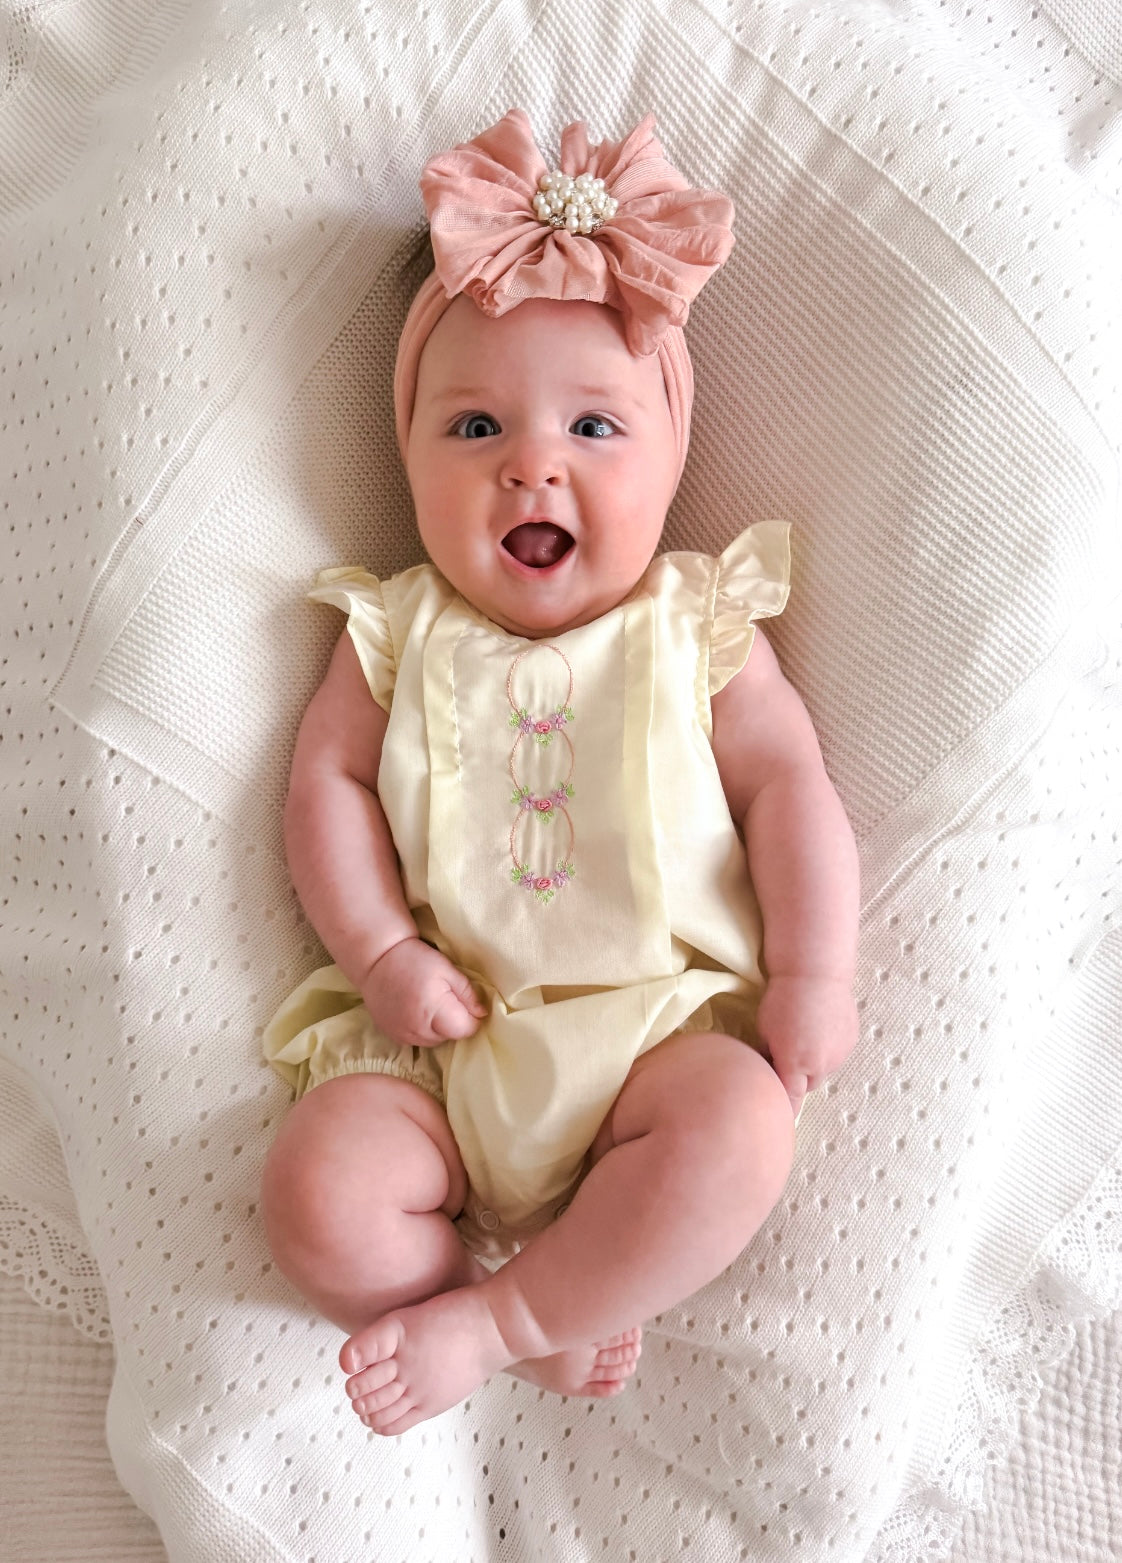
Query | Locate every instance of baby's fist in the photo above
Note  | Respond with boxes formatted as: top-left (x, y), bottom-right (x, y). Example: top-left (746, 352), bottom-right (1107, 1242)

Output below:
top-left (360, 937), bottom-right (487, 1048)
top-left (756, 973), bottom-right (858, 1119)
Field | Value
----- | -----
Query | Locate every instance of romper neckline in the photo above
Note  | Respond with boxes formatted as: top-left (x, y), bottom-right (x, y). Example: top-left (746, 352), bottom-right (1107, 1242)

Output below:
top-left (448, 576), bottom-right (652, 646)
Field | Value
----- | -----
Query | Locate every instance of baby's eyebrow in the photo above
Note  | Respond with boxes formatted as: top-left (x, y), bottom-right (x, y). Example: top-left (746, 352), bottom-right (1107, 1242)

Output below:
top-left (431, 384), bottom-right (644, 407)
top-left (430, 386), bottom-right (490, 403)
top-left (578, 388), bottom-right (662, 415)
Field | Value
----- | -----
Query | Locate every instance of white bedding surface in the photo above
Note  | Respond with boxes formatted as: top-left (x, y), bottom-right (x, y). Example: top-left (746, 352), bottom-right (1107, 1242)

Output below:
top-left (4, 1272), bottom-right (1119, 1563)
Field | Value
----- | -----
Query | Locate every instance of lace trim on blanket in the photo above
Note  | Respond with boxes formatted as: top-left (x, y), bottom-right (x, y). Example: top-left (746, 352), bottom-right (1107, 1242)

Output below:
top-left (869, 1150), bottom-right (1122, 1562)
top-left (0, 1194), bottom-right (112, 1342)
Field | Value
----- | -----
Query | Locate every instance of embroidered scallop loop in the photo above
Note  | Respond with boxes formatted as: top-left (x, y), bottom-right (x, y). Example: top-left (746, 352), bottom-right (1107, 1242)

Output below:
top-left (506, 645), bottom-right (576, 903)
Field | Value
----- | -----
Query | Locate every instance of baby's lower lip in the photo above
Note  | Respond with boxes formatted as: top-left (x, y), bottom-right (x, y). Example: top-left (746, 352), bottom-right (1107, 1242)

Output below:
top-left (499, 546), bottom-right (575, 578)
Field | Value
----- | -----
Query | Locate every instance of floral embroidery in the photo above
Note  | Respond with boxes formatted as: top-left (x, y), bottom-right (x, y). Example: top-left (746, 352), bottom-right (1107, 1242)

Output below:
top-left (508, 705), bottom-right (574, 745)
top-left (511, 783), bottom-right (575, 820)
top-left (511, 860), bottom-right (576, 904)
top-left (506, 646), bottom-right (576, 902)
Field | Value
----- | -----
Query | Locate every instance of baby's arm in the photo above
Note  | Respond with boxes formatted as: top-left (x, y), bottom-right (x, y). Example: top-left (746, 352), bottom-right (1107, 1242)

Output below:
top-left (284, 629), bottom-right (485, 1045)
top-left (712, 630), bottom-right (860, 1116)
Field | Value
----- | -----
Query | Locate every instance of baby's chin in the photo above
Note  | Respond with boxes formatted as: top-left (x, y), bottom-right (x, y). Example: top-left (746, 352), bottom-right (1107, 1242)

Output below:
top-left (489, 584), bottom-right (639, 640)
top-left (445, 552), bottom-right (656, 639)
top-left (490, 604), bottom-right (593, 640)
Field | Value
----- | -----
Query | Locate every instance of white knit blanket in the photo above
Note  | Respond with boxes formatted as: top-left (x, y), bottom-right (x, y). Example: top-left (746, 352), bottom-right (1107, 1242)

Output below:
top-left (2, 2), bottom-right (1120, 1560)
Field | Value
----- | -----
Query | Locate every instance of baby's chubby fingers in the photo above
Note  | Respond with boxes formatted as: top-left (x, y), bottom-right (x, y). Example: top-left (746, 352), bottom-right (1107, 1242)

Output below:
top-left (420, 949), bottom-right (487, 1038)
top-left (360, 936), bottom-right (488, 1046)
top-left (757, 974), bottom-right (858, 1081)
top-left (773, 1067), bottom-right (807, 1122)
top-left (428, 983), bottom-right (485, 1040)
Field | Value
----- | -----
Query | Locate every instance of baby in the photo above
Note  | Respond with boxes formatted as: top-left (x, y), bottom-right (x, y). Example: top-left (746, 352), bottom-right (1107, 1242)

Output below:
top-left (260, 110), bottom-right (859, 1437)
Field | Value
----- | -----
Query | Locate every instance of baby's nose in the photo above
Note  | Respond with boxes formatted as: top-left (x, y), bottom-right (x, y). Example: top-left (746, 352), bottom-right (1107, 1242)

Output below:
top-left (500, 435), bottom-right (568, 488)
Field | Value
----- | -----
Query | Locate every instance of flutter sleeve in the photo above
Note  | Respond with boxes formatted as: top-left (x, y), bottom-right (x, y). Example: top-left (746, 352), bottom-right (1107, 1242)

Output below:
top-left (306, 567), bottom-right (396, 713)
top-left (707, 520), bottom-right (792, 696)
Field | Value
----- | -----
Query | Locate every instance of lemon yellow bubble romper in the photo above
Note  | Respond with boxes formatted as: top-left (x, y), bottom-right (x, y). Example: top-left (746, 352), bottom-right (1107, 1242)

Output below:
top-left (263, 521), bottom-right (790, 1258)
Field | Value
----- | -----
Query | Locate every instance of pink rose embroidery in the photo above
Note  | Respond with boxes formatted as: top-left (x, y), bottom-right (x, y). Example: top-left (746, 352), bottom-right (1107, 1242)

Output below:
top-left (507, 648), bottom-right (576, 904)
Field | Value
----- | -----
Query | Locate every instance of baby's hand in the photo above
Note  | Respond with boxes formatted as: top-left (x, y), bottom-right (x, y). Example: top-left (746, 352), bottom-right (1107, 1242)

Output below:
top-left (756, 973), bottom-right (858, 1119)
top-left (360, 937), bottom-right (487, 1048)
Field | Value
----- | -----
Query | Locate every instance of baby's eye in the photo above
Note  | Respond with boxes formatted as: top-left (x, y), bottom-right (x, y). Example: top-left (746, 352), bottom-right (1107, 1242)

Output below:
top-left (572, 415), bottom-right (616, 439)
top-left (454, 413), bottom-right (500, 439)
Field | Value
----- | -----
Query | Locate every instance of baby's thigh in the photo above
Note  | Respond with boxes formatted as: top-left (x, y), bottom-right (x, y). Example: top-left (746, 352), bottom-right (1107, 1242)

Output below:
top-left (589, 1031), bottom-right (793, 1171)
top-left (262, 1073), bottom-right (468, 1234)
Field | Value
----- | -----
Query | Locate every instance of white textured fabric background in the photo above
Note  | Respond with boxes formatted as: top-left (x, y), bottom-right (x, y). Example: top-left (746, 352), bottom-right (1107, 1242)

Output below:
top-left (1, 2), bottom-right (1120, 1561)
top-left (5, 1262), bottom-right (1121, 1563)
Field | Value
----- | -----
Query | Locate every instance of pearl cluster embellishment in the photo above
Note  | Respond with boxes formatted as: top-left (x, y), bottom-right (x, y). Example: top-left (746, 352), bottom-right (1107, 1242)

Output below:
top-left (532, 169), bottom-right (618, 234)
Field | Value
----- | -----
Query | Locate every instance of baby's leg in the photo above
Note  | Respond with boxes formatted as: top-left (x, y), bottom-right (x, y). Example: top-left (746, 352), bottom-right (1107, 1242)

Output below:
top-left (261, 1073), bottom-right (640, 1396)
top-left (261, 1073), bottom-right (478, 1331)
top-left (342, 1032), bottom-right (795, 1434)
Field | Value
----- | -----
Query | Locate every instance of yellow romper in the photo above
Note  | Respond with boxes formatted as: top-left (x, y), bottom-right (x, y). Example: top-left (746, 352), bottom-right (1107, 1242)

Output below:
top-left (263, 520), bottom-right (791, 1257)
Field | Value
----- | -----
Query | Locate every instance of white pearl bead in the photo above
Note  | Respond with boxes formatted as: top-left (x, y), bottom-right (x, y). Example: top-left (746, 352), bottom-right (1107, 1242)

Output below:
top-left (530, 162), bottom-right (615, 232)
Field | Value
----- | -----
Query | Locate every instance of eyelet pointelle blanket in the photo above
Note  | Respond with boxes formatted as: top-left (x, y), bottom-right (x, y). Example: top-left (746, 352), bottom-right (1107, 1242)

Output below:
top-left (1, 3), bottom-right (1120, 1561)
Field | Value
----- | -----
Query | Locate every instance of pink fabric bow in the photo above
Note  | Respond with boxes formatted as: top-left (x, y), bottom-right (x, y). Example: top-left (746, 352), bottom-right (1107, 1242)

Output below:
top-left (419, 108), bottom-right (735, 357)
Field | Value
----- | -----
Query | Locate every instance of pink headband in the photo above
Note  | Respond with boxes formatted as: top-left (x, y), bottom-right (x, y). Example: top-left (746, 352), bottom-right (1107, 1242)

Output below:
top-left (393, 109), bottom-right (735, 486)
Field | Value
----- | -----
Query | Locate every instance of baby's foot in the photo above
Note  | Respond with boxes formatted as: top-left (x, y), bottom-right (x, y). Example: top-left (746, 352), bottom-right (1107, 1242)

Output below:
top-left (508, 1326), bottom-right (642, 1399)
top-left (341, 1285), bottom-right (515, 1436)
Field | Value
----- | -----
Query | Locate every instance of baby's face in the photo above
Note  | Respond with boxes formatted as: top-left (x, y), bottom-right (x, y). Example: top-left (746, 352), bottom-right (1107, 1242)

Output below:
top-left (405, 296), bottom-right (679, 638)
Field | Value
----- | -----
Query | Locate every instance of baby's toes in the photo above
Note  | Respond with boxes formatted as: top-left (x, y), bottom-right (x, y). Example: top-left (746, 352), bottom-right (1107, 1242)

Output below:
top-left (340, 1314), bottom-right (404, 1376)
top-left (590, 1337), bottom-right (641, 1384)
top-left (594, 1336), bottom-right (642, 1368)
top-left (353, 1377), bottom-right (408, 1418)
top-left (364, 1396), bottom-right (420, 1435)
top-left (589, 1357), bottom-right (636, 1384)
top-left (345, 1357), bottom-right (397, 1404)
top-left (586, 1376), bottom-right (629, 1398)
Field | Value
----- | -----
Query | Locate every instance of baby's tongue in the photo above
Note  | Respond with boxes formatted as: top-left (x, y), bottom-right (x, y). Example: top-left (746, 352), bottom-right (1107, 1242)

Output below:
top-left (503, 522), bottom-right (572, 568)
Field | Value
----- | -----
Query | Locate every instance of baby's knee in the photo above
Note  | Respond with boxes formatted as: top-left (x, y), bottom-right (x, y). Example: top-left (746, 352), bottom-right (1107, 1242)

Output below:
top-left (260, 1074), bottom-right (463, 1270)
top-left (648, 1037), bottom-right (795, 1194)
top-left (704, 1035), bottom-right (790, 1121)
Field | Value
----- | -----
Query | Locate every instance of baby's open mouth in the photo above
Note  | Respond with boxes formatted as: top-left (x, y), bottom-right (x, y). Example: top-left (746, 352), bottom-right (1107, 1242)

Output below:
top-left (502, 522), bottom-right (575, 569)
